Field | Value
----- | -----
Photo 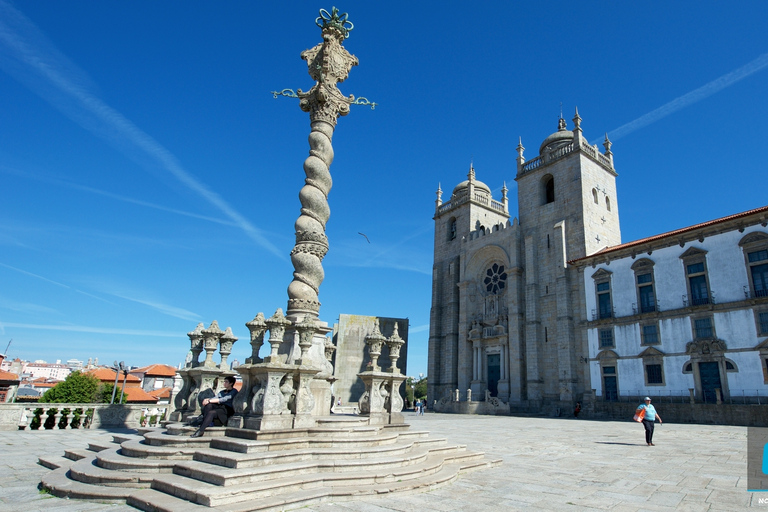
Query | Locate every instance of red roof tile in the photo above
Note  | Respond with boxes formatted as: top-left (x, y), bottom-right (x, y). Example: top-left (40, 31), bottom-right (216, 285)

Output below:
top-left (130, 364), bottom-right (177, 377)
top-left (149, 387), bottom-right (172, 399)
top-left (86, 368), bottom-right (142, 385)
top-left (0, 370), bottom-right (19, 381)
top-left (122, 387), bottom-right (159, 403)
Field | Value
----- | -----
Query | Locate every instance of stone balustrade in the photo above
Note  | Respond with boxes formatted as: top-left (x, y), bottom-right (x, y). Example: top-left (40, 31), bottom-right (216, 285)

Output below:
top-left (0, 402), bottom-right (170, 431)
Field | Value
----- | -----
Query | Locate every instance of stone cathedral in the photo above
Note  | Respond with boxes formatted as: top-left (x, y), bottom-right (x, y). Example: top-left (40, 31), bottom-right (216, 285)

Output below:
top-left (428, 110), bottom-right (620, 414)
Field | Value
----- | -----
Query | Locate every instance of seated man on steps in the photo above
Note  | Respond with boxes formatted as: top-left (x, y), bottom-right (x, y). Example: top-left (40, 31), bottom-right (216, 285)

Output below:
top-left (190, 375), bottom-right (238, 438)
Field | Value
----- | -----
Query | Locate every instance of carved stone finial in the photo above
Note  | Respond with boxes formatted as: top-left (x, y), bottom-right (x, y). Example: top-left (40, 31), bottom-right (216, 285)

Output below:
top-left (265, 309), bottom-right (293, 362)
top-left (219, 327), bottom-right (238, 370)
top-left (295, 314), bottom-right (318, 363)
top-left (245, 312), bottom-right (267, 364)
top-left (603, 133), bottom-right (613, 155)
top-left (201, 321), bottom-right (224, 368)
top-left (187, 322), bottom-right (205, 368)
top-left (572, 106), bottom-right (582, 130)
top-left (386, 322), bottom-right (405, 374)
top-left (365, 318), bottom-right (387, 371)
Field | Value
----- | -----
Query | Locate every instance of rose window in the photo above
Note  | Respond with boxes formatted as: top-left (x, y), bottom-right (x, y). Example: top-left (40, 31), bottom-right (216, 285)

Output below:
top-left (484, 263), bottom-right (507, 294)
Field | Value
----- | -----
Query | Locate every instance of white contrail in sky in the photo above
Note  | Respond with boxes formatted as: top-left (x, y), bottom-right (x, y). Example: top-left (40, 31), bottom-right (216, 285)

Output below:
top-left (0, 322), bottom-right (180, 337)
top-left (0, 1), bottom-right (283, 257)
top-left (0, 165), bottom-right (237, 227)
top-left (602, 52), bottom-right (768, 142)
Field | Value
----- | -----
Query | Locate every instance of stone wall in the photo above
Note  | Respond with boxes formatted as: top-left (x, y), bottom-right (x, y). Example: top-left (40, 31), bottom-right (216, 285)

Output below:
top-left (591, 401), bottom-right (768, 427)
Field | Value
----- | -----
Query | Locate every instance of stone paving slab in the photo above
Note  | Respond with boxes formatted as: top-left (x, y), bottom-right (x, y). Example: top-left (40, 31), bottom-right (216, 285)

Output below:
top-left (0, 413), bottom-right (764, 511)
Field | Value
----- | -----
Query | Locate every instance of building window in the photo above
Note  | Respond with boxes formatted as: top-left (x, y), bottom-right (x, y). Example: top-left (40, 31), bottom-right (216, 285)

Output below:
top-left (606, 197), bottom-right (611, 211)
top-left (597, 282), bottom-right (612, 319)
top-left (599, 328), bottom-right (614, 348)
top-left (632, 259), bottom-right (656, 313)
top-left (693, 316), bottom-right (714, 339)
top-left (747, 249), bottom-right (768, 298)
top-left (543, 175), bottom-right (555, 204)
top-left (484, 263), bottom-right (507, 294)
top-left (641, 324), bottom-right (659, 345)
top-left (683, 361), bottom-right (693, 373)
top-left (758, 311), bottom-right (768, 336)
top-left (687, 262), bottom-right (710, 305)
top-left (645, 364), bottom-right (663, 385)
top-left (740, 232), bottom-right (768, 298)
top-left (592, 188), bottom-right (598, 204)
top-left (448, 218), bottom-right (457, 241)
top-left (680, 248), bottom-right (711, 306)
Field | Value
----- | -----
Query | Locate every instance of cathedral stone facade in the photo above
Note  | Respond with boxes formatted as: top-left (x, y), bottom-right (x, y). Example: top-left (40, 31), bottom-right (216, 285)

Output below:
top-left (429, 110), bottom-right (768, 420)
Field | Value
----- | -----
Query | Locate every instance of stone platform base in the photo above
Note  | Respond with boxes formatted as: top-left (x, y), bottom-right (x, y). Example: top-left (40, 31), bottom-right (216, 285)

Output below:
top-left (38, 414), bottom-right (501, 511)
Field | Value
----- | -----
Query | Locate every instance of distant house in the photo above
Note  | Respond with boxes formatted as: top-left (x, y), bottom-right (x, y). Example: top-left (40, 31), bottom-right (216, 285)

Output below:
top-left (0, 354), bottom-right (20, 402)
top-left (129, 364), bottom-right (177, 393)
top-left (85, 368), bottom-right (156, 404)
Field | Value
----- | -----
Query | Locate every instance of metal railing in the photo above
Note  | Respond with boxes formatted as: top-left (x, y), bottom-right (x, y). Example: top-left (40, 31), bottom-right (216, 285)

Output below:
top-left (682, 291), bottom-right (716, 307)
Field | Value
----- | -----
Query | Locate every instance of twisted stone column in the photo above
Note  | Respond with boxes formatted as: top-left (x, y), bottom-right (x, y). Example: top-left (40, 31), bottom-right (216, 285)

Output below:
top-left (286, 8), bottom-right (358, 319)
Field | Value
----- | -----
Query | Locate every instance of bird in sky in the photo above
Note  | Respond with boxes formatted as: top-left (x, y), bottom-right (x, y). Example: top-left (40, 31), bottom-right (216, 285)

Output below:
top-left (358, 232), bottom-right (370, 243)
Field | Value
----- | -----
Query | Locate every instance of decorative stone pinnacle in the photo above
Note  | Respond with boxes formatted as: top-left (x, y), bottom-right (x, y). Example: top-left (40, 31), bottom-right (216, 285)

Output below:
top-left (219, 327), bottom-right (238, 370)
top-left (365, 318), bottom-right (387, 371)
top-left (201, 320), bottom-right (224, 368)
top-left (315, 7), bottom-right (354, 39)
top-left (573, 107), bottom-right (582, 130)
top-left (296, 314), bottom-right (318, 362)
top-left (265, 308), bottom-right (292, 361)
top-left (187, 322), bottom-right (205, 367)
top-left (245, 312), bottom-right (267, 364)
top-left (603, 133), bottom-right (613, 155)
top-left (386, 322), bottom-right (405, 373)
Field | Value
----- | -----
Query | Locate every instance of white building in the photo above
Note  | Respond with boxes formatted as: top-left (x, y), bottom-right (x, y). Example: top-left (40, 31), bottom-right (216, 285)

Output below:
top-left (572, 206), bottom-right (768, 403)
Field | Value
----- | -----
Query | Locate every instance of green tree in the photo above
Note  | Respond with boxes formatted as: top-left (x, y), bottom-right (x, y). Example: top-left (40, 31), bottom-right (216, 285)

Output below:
top-left (414, 377), bottom-right (427, 400)
top-left (41, 371), bottom-right (126, 403)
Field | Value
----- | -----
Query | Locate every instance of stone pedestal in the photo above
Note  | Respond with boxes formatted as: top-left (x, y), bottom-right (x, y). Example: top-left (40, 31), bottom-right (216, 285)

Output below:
top-left (357, 370), bottom-right (407, 425)
top-left (170, 366), bottom-right (234, 421)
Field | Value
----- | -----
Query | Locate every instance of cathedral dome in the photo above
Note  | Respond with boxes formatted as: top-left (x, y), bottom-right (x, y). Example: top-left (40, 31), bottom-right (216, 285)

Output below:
top-left (539, 117), bottom-right (574, 154)
top-left (452, 179), bottom-right (491, 196)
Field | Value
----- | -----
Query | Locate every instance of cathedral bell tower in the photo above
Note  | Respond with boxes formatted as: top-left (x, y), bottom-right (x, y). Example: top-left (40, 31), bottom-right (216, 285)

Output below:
top-left (428, 165), bottom-right (511, 402)
top-left (513, 108), bottom-right (620, 407)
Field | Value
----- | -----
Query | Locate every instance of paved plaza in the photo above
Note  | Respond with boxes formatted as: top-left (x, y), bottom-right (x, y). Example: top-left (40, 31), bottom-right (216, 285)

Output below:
top-left (0, 412), bottom-right (763, 511)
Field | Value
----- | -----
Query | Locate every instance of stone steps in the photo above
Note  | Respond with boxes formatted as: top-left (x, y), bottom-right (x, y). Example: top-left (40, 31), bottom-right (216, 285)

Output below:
top-left (69, 453), bottom-right (155, 487)
top-left (214, 460), bottom-right (499, 512)
top-left (172, 442), bottom-right (464, 488)
top-left (152, 451), bottom-right (482, 508)
top-left (39, 418), bottom-right (501, 511)
top-left (196, 437), bottom-right (447, 469)
top-left (96, 446), bottom-right (180, 473)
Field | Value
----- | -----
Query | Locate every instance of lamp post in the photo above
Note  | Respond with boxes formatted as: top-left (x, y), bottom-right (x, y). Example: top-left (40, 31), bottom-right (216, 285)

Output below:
top-left (110, 361), bottom-right (127, 404)
top-left (110, 361), bottom-right (122, 404)
top-left (119, 363), bottom-right (128, 404)
top-left (407, 376), bottom-right (414, 409)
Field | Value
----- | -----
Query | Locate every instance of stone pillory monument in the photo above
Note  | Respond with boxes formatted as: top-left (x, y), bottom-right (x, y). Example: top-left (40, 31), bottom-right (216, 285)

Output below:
top-left (38, 9), bottom-right (499, 511)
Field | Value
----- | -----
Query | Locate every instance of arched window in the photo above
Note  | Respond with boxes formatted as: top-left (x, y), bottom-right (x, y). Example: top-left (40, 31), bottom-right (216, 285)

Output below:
top-left (606, 197), bottom-right (612, 211)
top-left (542, 175), bottom-right (555, 205)
top-left (592, 188), bottom-right (598, 204)
top-left (448, 218), bottom-right (457, 241)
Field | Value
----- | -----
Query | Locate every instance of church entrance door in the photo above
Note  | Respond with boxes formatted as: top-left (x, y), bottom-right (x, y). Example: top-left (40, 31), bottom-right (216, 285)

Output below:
top-left (487, 353), bottom-right (500, 397)
top-left (699, 361), bottom-right (722, 403)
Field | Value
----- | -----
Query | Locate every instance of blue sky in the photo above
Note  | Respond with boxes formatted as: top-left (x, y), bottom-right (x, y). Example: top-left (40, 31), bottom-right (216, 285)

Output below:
top-left (0, 2), bottom-right (766, 378)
